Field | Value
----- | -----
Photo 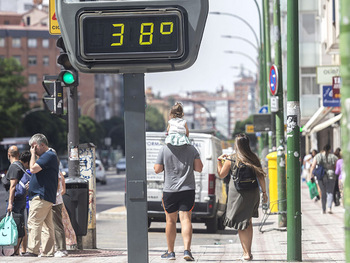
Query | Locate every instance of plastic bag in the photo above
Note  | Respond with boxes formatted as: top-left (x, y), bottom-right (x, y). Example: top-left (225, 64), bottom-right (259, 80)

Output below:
top-left (0, 213), bottom-right (18, 246)
top-left (307, 181), bottom-right (319, 200)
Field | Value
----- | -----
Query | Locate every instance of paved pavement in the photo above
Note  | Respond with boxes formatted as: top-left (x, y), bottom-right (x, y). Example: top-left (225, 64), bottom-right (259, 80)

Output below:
top-left (0, 183), bottom-right (346, 262)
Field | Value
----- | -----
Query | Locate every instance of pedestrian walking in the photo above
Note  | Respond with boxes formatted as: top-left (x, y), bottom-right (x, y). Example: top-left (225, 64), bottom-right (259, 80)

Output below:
top-left (52, 169), bottom-right (68, 257)
top-left (22, 134), bottom-right (59, 257)
top-left (310, 144), bottom-right (338, 214)
top-left (1, 146), bottom-right (29, 255)
top-left (154, 139), bottom-right (203, 261)
top-left (165, 102), bottom-right (191, 146)
top-left (333, 148), bottom-right (341, 206)
top-left (217, 133), bottom-right (267, 261)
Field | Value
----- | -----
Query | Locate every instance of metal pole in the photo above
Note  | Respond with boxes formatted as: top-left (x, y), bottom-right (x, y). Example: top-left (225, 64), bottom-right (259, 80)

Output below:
top-left (67, 85), bottom-right (82, 248)
top-left (273, 0), bottom-right (287, 227)
top-left (286, 0), bottom-right (302, 261)
top-left (339, 1), bottom-right (350, 261)
top-left (123, 73), bottom-right (149, 263)
top-left (264, 0), bottom-right (273, 151)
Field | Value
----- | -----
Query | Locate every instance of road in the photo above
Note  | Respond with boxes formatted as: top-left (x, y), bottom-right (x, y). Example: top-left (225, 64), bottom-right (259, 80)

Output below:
top-left (96, 170), bottom-right (240, 250)
top-left (0, 170), bottom-right (240, 250)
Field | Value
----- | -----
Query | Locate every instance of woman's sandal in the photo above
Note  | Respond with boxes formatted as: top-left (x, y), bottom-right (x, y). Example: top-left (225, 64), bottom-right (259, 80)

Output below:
top-left (237, 254), bottom-right (253, 261)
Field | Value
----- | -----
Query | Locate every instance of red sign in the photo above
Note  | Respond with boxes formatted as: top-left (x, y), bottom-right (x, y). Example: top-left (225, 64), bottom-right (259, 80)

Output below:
top-left (269, 65), bottom-right (278, 96)
top-left (332, 76), bottom-right (341, 99)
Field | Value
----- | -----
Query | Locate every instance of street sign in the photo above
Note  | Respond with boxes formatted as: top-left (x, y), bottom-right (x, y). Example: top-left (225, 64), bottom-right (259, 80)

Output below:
top-left (253, 114), bottom-right (272, 132)
top-left (55, 0), bottom-right (209, 73)
top-left (259, 105), bottom-right (269, 114)
top-left (270, 96), bottom-right (279, 112)
top-left (269, 65), bottom-right (278, 96)
top-left (332, 76), bottom-right (341, 99)
top-left (316, 65), bottom-right (340, 84)
top-left (49, 0), bottom-right (60, 35)
top-left (245, 124), bottom-right (254, 133)
top-left (323, 85), bottom-right (340, 107)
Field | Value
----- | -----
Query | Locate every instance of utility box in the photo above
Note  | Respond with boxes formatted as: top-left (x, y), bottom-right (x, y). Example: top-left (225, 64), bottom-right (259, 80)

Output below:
top-left (63, 177), bottom-right (89, 236)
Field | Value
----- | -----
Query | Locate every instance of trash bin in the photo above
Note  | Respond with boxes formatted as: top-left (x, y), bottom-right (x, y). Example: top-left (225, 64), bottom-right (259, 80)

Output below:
top-left (266, 151), bottom-right (286, 213)
top-left (63, 177), bottom-right (89, 236)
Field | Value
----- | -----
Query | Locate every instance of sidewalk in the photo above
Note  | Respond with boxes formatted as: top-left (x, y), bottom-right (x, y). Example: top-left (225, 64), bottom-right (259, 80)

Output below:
top-left (0, 183), bottom-right (346, 262)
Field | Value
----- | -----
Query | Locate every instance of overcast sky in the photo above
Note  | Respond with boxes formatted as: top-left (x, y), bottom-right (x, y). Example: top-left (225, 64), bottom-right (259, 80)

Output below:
top-left (145, 0), bottom-right (261, 97)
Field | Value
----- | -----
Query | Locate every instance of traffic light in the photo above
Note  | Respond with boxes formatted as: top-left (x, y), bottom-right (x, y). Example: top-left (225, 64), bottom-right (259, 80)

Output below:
top-left (56, 37), bottom-right (79, 87)
top-left (42, 80), bottom-right (64, 115)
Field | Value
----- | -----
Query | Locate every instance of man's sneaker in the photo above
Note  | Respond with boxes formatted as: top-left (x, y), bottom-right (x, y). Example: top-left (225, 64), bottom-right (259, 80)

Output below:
top-left (161, 251), bottom-right (175, 260)
top-left (54, 250), bottom-right (68, 257)
top-left (183, 250), bottom-right (194, 261)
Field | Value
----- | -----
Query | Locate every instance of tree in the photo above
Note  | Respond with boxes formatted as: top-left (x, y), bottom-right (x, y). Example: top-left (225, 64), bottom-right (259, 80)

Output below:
top-left (100, 116), bottom-right (125, 152)
top-left (0, 58), bottom-right (29, 140)
top-left (232, 115), bottom-right (257, 150)
top-left (146, 105), bottom-right (165, 131)
top-left (22, 109), bottom-right (67, 154)
top-left (79, 116), bottom-right (104, 148)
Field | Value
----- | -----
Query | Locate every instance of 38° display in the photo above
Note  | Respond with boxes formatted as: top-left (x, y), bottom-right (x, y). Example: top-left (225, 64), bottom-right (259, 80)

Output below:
top-left (79, 9), bottom-right (185, 61)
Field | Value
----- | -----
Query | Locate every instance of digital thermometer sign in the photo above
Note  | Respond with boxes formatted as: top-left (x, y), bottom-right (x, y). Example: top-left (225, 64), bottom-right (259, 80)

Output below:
top-left (80, 10), bottom-right (184, 61)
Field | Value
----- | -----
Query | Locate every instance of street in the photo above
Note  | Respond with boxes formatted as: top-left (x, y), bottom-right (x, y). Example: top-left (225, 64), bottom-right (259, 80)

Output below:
top-left (96, 170), bottom-right (240, 250)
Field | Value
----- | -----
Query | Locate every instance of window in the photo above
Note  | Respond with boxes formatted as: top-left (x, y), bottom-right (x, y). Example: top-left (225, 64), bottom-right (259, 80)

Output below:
top-left (300, 67), bottom-right (319, 95)
top-left (12, 38), bottom-right (21, 48)
top-left (28, 74), bottom-right (37, 84)
top-left (28, 38), bottom-right (37, 48)
top-left (28, 56), bottom-right (37, 66)
top-left (300, 13), bottom-right (317, 42)
top-left (0, 37), bottom-right (4, 47)
top-left (28, 92), bottom-right (38, 103)
top-left (42, 39), bottom-right (49, 48)
top-left (43, 56), bottom-right (49, 66)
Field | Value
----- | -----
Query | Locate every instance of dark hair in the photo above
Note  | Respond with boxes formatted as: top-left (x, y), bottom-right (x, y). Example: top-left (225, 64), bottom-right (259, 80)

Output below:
top-left (233, 133), bottom-right (265, 178)
top-left (334, 147), bottom-right (341, 159)
top-left (170, 102), bottom-right (184, 118)
top-left (19, 151), bottom-right (31, 164)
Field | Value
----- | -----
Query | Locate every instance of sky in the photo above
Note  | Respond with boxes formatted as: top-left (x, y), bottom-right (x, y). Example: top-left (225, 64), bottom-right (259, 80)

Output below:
top-left (145, 0), bottom-right (262, 97)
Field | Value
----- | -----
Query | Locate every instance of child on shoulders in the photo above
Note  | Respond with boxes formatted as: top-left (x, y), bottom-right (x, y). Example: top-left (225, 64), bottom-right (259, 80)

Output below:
top-left (165, 102), bottom-right (190, 146)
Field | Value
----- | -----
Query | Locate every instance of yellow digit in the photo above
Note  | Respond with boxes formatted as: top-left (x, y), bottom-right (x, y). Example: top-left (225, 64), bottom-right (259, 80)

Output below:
top-left (139, 23), bottom-right (154, 45)
top-left (111, 24), bottom-right (124, 46)
top-left (160, 22), bottom-right (173, 35)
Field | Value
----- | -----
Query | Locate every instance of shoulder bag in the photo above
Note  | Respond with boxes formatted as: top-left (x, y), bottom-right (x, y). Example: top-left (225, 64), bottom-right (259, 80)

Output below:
top-left (313, 155), bottom-right (325, 181)
top-left (231, 161), bottom-right (259, 191)
top-left (0, 213), bottom-right (18, 246)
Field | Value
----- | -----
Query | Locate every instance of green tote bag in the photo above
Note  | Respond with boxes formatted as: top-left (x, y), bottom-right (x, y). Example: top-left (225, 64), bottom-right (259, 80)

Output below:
top-left (0, 213), bottom-right (18, 246)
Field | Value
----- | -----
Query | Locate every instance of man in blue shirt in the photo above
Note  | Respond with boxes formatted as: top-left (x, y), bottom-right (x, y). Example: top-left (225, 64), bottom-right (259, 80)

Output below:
top-left (22, 134), bottom-right (58, 257)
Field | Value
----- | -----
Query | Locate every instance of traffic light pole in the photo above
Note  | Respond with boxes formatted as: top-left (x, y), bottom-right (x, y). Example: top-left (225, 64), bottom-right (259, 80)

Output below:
top-left (339, 1), bottom-right (350, 261)
top-left (286, 0), bottom-right (302, 261)
top-left (123, 73), bottom-right (149, 263)
top-left (273, 0), bottom-right (287, 228)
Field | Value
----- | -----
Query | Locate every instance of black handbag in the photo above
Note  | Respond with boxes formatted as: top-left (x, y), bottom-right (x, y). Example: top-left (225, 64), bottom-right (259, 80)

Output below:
top-left (231, 163), bottom-right (259, 191)
top-left (0, 212), bottom-right (25, 238)
top-left (313, 164), bottom-right (325, 181)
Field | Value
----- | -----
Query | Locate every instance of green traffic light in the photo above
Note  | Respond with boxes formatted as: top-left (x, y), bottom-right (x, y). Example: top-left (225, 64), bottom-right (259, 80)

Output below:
top-left (63, 71), bottom-right (75, 85)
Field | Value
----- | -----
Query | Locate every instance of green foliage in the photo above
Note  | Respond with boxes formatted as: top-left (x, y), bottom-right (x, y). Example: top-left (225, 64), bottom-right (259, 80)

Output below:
top-left (0, 58), bottom-right (29, 140)
top-left (100, 116), bottom-right (125, 152)
top-left (232, 115), bottom-right (257, 149)
top-left (146, 105), bottom-right (165, 131)
top-left (79, 116), bottom-right (104, 147)
top-left (22, 109), bottom-right (67, 154)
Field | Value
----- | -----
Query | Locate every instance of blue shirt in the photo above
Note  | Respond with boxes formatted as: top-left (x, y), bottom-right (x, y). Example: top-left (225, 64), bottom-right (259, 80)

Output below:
top-left (28, 149), bottom-right (58, 204)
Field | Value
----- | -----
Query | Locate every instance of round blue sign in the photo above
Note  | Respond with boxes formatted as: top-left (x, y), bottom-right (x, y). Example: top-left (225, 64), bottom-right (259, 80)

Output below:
top-left (269, 65), bottom-right (278, 96)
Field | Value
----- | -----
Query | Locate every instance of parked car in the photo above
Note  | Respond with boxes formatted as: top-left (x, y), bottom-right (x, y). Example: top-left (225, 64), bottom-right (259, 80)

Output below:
top-left (116, 158), bottom-right (126, 174)
top-left (95, 159), bottom-right (106, 185)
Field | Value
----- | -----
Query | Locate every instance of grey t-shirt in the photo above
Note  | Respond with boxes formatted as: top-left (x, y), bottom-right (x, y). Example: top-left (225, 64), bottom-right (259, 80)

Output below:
top-left (155, 144), bottom-right (200, 192)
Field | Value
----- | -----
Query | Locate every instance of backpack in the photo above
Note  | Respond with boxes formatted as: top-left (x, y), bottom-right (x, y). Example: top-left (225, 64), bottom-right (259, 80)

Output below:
top-left (231, 161), bottom-right (258, 191)
top-left (12, 163), bottom-right (31, 198)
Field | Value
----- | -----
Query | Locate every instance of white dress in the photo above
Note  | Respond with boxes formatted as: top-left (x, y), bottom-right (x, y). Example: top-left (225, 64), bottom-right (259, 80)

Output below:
top-left (165, 118), bottom-right (190, 146)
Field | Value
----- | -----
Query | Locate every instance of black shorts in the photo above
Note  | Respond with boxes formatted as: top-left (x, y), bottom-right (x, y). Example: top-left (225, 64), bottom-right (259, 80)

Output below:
top-left (162, 190), bottom-right (195, 214)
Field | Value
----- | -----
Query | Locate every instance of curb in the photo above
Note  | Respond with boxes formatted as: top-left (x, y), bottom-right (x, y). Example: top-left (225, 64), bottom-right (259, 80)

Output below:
top-left (96, 206), bottom-right (126, 220)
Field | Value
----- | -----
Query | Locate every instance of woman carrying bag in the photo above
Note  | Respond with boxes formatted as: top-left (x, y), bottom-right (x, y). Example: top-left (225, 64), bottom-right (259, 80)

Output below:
top-left (217, 133), bottom-right (267, 261)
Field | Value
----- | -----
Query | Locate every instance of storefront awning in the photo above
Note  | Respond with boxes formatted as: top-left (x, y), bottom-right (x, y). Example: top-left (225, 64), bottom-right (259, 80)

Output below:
top-left (302, 106), bottom-right (333, 135)
top-left (309, 113), bottom-right (342, 134)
